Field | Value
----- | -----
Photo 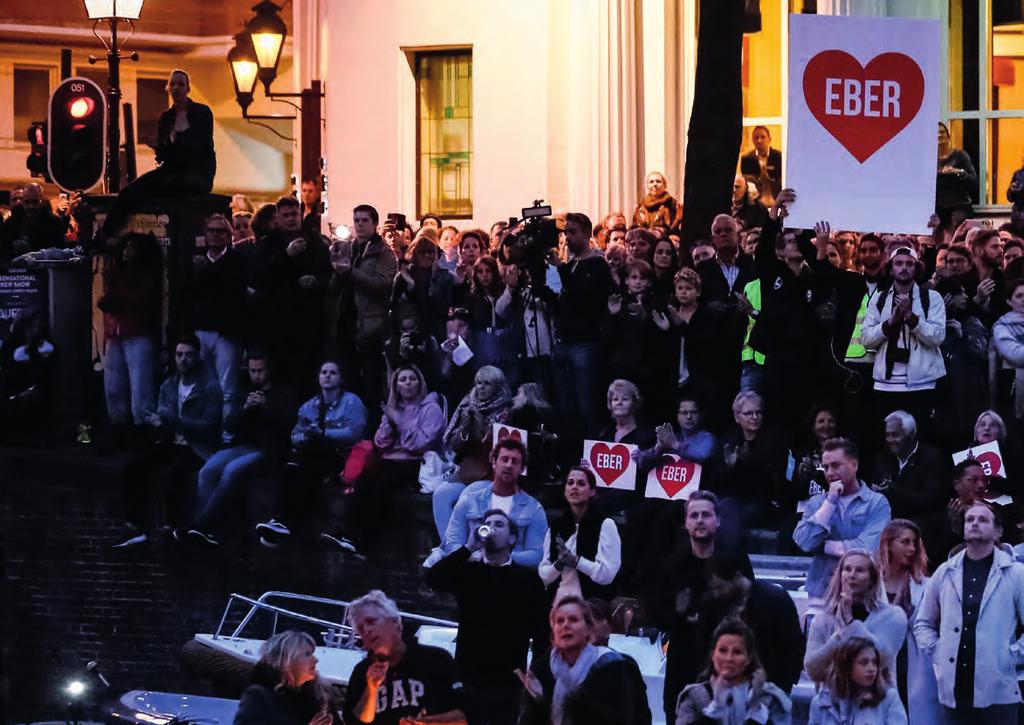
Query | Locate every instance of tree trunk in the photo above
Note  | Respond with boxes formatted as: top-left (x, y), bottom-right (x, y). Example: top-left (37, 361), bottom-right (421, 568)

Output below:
top-left (681, 0), bottom-right (745, 245)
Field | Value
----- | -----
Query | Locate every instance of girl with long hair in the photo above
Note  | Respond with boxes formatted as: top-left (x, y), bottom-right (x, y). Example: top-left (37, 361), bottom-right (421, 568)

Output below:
top-left (808, 633), bottom-right (907, 724)
top-left (877, 520), bottom-right (942, 725)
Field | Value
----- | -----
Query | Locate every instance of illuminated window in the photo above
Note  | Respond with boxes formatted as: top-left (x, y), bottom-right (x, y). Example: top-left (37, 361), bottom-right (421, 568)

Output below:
top-left (13, 68), bottom-right (51, 139)
top-left (415, 50), bottom-right (472, 219)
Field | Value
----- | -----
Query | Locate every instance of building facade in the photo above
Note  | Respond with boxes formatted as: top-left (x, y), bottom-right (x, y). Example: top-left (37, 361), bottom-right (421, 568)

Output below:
top-left (294, 0), bottom-right (1024, 232)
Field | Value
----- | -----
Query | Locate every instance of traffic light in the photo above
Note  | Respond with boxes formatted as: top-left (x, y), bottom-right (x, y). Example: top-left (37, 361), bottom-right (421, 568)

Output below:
top-left (25, 121), bottom-right (50, 181)
top-left (48, 76), bottom-right (106, 191)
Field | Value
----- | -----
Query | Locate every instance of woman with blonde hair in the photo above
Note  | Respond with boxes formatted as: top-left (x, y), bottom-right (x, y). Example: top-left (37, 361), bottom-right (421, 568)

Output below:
top-left (233, 630), bottom-right (339, 725)
top-left (877, 520), bottom-right (943, 724)
top-left (804, 549), bottom-right (907, 684)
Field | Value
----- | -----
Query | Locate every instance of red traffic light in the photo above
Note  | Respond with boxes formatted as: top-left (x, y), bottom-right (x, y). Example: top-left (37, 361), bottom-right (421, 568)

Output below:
top-left (68, 96), bottom-right (95, 119)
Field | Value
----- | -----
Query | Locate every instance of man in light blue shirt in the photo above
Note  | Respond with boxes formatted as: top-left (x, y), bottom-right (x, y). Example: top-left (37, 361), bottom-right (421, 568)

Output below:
top-left (793, 437), bottom-right (891, 598)
top-left (440, 438), bottom-right (548, 568)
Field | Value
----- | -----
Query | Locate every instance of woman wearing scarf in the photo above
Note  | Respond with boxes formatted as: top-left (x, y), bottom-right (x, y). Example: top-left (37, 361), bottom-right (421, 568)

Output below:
top-left (674, 618), bottom-right (792, 725)
top-left (517, 596), bottom-right (651, 725)
top-left (426, 365), bottom-right (514, 563)
top-left (631, 172), bottom-right (683, 230)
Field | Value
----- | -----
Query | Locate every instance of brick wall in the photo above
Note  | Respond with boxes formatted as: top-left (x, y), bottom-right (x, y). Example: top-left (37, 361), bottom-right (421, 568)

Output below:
top-left (0, 447), bottom-right (456, 723)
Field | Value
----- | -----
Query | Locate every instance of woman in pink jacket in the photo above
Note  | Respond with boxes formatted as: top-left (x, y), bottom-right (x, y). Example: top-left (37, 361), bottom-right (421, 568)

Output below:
top-left (326, 364), bottom-right (445, 556)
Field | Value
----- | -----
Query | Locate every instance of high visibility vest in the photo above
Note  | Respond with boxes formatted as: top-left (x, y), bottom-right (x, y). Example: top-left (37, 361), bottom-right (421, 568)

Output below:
top-left (741, 279), bottom-right (766, 365)
top-left (845, 292), bottom-right (876, 363)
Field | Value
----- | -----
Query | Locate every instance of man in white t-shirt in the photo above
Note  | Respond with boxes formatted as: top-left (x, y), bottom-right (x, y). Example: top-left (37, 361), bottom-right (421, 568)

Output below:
top-left (440, 439), bottom-right (549, 568)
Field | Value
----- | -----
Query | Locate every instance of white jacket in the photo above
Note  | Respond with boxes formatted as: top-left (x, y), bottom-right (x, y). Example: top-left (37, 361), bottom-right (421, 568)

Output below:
top-left (912, 547), bottom-right (1024, 708)
top-left (861, 285), bottom-right (946, 387)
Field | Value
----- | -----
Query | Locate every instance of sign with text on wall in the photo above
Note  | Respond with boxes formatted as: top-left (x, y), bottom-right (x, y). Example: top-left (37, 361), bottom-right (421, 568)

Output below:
top-left (785, 14), bottom-right (940, 234)
top-left (583, 440), bottom-right (638, 490)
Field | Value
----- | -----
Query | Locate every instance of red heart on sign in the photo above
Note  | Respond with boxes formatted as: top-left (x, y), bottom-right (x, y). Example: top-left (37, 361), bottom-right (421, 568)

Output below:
top-left (803, 50), bottom-right (924, 163)
top-left (656, 457), bottom-right (697, 498)
top-left (589, 442), bottom-right (631, 486)
top-left (497, 427), bottom-right (522, 442)
top-left (976, 451), bottom-right (1003, 478)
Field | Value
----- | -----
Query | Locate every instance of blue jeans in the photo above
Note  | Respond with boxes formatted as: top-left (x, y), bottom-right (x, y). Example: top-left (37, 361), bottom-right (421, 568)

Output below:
top-left (104, 336), bottom-right (158, 425)
top-left (196, 330), bottom-right (243, 436)
top-left (194, 445), bottom-right (264, 531)
top-left (431, 481), bottom-right (466, 540)
top-left (552, 341), bottom-right (602, 443)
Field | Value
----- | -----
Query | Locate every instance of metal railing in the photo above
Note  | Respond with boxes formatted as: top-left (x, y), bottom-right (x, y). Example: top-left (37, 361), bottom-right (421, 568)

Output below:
top-left (212, 591), bottom-right (457, 649)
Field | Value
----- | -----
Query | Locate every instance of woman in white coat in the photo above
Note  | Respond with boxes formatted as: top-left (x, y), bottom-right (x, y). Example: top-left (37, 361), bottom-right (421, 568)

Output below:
top-left (877, 520), bottom-right (946, 725)
top-left (804, 549), bottom-right (908, 684)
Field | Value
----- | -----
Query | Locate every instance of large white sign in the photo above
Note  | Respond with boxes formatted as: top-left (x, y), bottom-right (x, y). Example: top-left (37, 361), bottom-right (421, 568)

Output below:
top-left (785, 15), bottom-right (940, 233)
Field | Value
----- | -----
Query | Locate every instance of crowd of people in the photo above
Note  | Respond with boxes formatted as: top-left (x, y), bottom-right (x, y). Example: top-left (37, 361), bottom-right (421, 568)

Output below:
top-left (6, 73), bottom-right (1024, 721)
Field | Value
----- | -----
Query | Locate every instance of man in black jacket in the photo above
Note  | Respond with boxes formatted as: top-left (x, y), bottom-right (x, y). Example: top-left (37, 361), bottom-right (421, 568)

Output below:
top-left (0, 183), bottom-right (67, 261)
top-left (740, 125), bottom-right (783, 198)
top-left (191, 213), bottom-right (248, 433)
top-left (425, 509), bottom-right (548, 725)
top-left (749, 189), bottom-right (829, 431)
top-left (179, 351), bottom-right (297, 546)
top-left (869, 409), bottom-right (947, 524)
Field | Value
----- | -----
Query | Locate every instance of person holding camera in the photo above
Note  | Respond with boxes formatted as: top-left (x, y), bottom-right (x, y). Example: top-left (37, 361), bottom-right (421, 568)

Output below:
top-left (425, 509), bottom-right (547, 725)
top-left (860, 246), bottom-right (946, 430)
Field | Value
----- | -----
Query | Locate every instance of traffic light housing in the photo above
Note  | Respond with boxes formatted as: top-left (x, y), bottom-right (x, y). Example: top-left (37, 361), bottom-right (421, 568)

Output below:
top-left (48, 76), bottom-right (106, 191)
top-left (25, 122), bottom-right (50, 181)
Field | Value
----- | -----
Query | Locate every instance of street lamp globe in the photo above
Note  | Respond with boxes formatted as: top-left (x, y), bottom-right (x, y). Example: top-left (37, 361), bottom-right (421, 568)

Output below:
top-left (84, 0), bottom-right (144, 20)
top-left (246, 0), bottom-right (287, 92)
top-left (228, 34), bottom-right (259, 114)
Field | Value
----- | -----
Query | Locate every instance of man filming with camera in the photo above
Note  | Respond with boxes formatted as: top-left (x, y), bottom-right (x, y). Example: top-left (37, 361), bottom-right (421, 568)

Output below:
top-left (425, 509), bottom-right (548, 725)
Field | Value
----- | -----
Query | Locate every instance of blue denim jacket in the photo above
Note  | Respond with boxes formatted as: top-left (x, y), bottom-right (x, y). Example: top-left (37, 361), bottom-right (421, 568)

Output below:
top-left (793, 483), bottom-right (891, 597)
top-left (290, 392), bottom-right (368, 450)
top-left (442, 480), bottom-right (549, 568)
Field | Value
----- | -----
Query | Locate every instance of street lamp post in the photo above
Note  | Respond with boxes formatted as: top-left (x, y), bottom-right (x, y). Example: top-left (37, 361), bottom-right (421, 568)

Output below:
top-left (228, 1), bottom-right (324, 186)
top-left (83, 0), bottom-right (144, 193)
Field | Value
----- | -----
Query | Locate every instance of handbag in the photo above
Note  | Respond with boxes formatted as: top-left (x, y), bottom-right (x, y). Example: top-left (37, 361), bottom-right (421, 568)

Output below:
top-left (418, 450), bottom-right (456, 493)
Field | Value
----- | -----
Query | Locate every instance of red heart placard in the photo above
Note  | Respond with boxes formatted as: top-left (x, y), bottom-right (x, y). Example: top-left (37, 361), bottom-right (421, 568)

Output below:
top-left (656, 458), bottom-right (697, 498)
top-left (589, 442), bottom-right (631, 486)
top-left (976, 451), bottom-right (1003, 478)
top-left (497, 427), bottom-right (523, 443)
top-left (803, 50), bottom-right (924, 164)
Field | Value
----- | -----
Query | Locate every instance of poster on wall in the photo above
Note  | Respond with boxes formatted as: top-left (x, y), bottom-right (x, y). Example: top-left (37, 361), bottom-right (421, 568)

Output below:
top-left (0, 270), bottom-right (47, 336)
top-left (785, 14), bottom-right (940, 233)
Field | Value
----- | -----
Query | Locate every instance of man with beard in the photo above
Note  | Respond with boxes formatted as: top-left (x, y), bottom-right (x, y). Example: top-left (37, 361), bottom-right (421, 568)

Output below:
top-left (640, 491), bottom-right (753, 723)
top-left (862, 246), bottom-right (946, 429)
top-left (425, 510), bottom-right (547, 725)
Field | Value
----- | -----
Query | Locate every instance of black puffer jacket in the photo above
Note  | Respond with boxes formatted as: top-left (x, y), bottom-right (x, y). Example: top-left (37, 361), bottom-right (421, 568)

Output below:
top-left (233, 664), bottom-right (340, 725)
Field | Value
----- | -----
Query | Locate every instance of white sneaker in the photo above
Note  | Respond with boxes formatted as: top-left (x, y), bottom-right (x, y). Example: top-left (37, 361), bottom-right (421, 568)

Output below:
top-left (422, 547), bottom-right (444, 569)
top-left (256, 519), bottom-right (291, 536)
top-left (112, 531), bottom-right (148, 548)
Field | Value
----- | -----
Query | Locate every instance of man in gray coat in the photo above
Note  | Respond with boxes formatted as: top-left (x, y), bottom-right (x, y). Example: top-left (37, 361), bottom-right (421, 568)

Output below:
top-left (914, 501), bottom-right (1024, 724)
